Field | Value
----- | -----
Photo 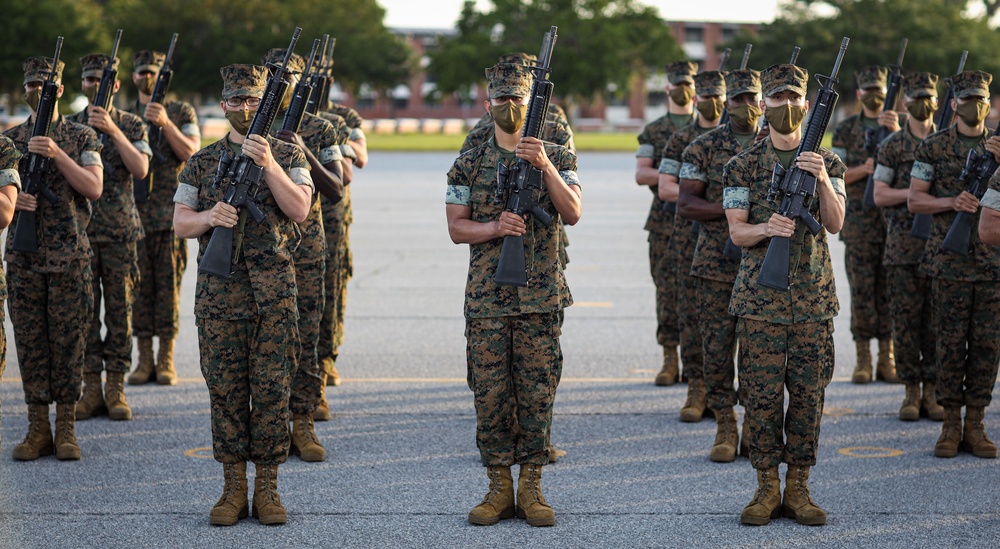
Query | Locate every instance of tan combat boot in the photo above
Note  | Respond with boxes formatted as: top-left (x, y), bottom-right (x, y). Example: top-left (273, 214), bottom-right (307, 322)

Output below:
top-left (314, 374), bottom-right (332, 421)
top-left (156, 336), bottom-right (178, 385)
top-left (740, 417), bottom-right (750, 458)
top-left (290, 414), bottom-right (326, 462)
top-left (710, 407), bottom-right (739, 463)
top-left (128, 337), bottom-right (155, 385)
top-left (960, 406), bottom-right (998, 459)
top-left (104, 371), bottom-right (133, 421)
top-left (851, 340), bottom-right (872, 384)
top-left (324, 356), bottom-right (342, 387)
top-left (54, 403), bottom-right (81, 460)
top-left (468, 466), bottom-right (515, 525)
top-left (921, 382), bottom-right (944, 421)
top-left (680, 378), bottom-right (708, 423)
top-left (899, 384), bottom-right (921, 422)
top-left (782, 465), bottom-right (826, 526)
top-left (548, 445), bottom-right (567, 463)
top-left (12, 405), bottom-right (53, 461)
top-left (876, 339), bottom-right (899, 383)
top-left (740, 466), bottom-right (781, 525)
top-left (75, 372), bottom-right (107, 420)
top-left (655, 346), bottom-right (679, 386)
top-left (210, 462), bottom-right (249, 526)
top-left (516, 463), bottom-right (555, 527)
top-left (252, 464), bottom-right (287, 525)
top-left (934, 407), bottom-right (962, 458)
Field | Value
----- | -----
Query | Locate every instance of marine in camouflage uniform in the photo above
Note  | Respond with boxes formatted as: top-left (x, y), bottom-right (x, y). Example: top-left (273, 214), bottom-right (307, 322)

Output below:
top-left (661, 69), bottom-right (727, 422)
top-left (125, 49), bottom-right (201, 387)
top-left (67, 53), bottom-right (151, 422)
top-left (724, 64), bottom-right (847, 526)
top-left (0, 136), bottom-right (22, 451)
top-left (173, 64), bottom-right (314, 525)
top-left (872, 72), bottom-right (941, 421)
top-left (831, 66), bottom-right (898, 384)
top-left (446, 62), bottom-right (581, 527)
top-left (678, 68), bottom-right (762, 460)
top-left (6, 56), bottom-right (102, 461)
top-left (636, 60), bottom-right (697, 386)
top-left (263, 47), bottom-right (347, 460)
top-left (909, 70), bottom-right (1000, 460)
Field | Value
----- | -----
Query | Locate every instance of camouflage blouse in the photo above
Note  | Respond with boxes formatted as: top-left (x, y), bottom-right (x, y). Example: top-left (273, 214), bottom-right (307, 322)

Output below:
top-left (175, 136), bottom-right (312, 319)
top-left (446, 137), bottom-right (579, 318)
top-left (831, 113), bottom-right (888, 243)
top-left (873, 123), bottom-right (932, 265)
top-left (680, 124), bottom-right (749, 283)
top-left (4, 116), bottom-right (102, 273)
top-left (125, 99), bottom-right (200, 233)
top-left (0, 135), bottom-right (22, 298)
top-left (911, 126), bottom-right (1000, 281)
top-left (318, 110), bottom-right (354, 246)
top-left (662, 122), bottom-right (715, 273)
top-left (67, 106), bottom-right (150, 243)
top-left (636, 112), bottom-right (695, 235)
top-left (723, 137), bottom-right (847, 324)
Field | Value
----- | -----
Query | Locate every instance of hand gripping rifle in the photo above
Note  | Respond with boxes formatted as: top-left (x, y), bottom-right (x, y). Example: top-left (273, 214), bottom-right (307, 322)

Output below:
top-left (281, 38), bottom-right (322, 133)
top-left (12, 37), bottom-right (64, 253)
top-left (198, 28), bottom-right (301, 278)
top-left (135, 32), bottom-right (178, 204)
top-left (912, 50), bottom-right (968, 240)
top-left (93, 29), bottom-right (123, 148)
top-left (305, 35), bottom-right (330, 115)
top-left (494, 26), bottom-right (558, 287)
top-left (940, 119), bottom-right (1000, 256)
top-left (757, 37), bottom-right (850, 291)
top-left (862, 38), bottom-right (906, 209)
top-left (719, 44), bottom-right (752, 127)
top-left (722, 46), bottom-right (801, 262)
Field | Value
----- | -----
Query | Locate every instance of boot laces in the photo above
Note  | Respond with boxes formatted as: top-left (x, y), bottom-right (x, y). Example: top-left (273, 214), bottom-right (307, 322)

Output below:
top-left (525, 466), bottom-right (542, 499)
top-left (751, 470), bottom-right (774, 505)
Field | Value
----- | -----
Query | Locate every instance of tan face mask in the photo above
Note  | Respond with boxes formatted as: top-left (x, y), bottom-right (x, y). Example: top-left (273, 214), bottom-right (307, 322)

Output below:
top-left (860, 91), bottom-right (885, 112)
top-left (696, 98), bottom-right (725, 121)
top-left (490, 101), bottom-right (527, 135)
top-left (729, 104), bottom-right (762, 132)
top-left (225, 109), bottom-right (254, 136)
top-left (136, 75), bottom-right (155, 96)
top-left (670, 85), bottom-right (695, 107)
top-left (764, 103), bottom-right (807, 134)
top-left (956, 100), bottom-right (990, 127)
top-left (906, 97), bottom-right (937, 122)
top-left (83, 85), bottom-right (99, 104)
top-left (24, 89), bottom-right (42, 112)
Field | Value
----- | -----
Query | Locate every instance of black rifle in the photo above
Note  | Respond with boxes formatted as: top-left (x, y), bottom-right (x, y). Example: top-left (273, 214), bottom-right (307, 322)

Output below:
top-left (940, 119), bottom-right (1000, 256)
top-left (305, 35), bottom-right (331, 115)
top-left (93, 29), bottom-right (123, 146)
top-left (495, 26), bottom-right (558, 287)
top-left (912, 50), bottom-right (968, 240)
top-left (198, 28), bottom-right (301, 278)
top-left (757, 37), bottom-right (850, 291)
top-left (280, 38), bottom-right (322, 133)
top-left (862, 38), bottom-right (906, 209)
top-left (718, 43), bottom-right (751, 127)
top-left (12, 37), bottom-right (64, 254)
top-left (723, 46), bottom-right (802, 262)
top-left (135, 32), bottom-right (178, 204)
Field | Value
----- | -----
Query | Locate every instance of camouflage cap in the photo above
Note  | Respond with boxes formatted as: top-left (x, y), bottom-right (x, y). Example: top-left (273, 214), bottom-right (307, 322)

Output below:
top-left (22, 56), bottom-right (65, 85)
top-left (220, 64), bottom-right (268, 100)
top-left (951, 70), bottom-right (992, 99)
top-left (693, 70), bottom-right (726, 97)
top-left (725, 69), bottom-right (762, 98)
top-left (262, 48), bottom-right (306, 74)
top-left (902, 72), bottom-right (939, 98)
top-left (133, 50), bottom-right (165, 73)
top-left (761, 64), bottom-right (808, 97)
top-left (485, 63), bottom-right (532, 99)
top-left (498, 52), bottom-right (536, 65)
top-left (80, 54), bottom-right (120, 79)
top-left (665, 61), bottom-right (698, 85)
top-left (855, 65), bottom-right (888, 90)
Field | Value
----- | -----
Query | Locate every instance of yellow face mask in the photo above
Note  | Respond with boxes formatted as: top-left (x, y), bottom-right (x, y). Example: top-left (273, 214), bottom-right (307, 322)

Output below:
top-left (490, 101), bottom-right (527, 135)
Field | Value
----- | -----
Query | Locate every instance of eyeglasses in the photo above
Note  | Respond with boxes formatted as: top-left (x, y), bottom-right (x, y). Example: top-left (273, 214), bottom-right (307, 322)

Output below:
top-left (225, 96), bottom-right (261, 108)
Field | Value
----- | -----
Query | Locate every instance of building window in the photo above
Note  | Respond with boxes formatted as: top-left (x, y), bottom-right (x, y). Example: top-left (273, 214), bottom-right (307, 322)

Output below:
top-left (684, 26), bottom-right (703, 44)
top-left (721, 27), bottom-right (738, 42)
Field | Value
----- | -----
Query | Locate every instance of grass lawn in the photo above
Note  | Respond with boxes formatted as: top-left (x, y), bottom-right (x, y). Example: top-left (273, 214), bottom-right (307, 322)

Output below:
top-left (367, 131), bottom-right (637, 152)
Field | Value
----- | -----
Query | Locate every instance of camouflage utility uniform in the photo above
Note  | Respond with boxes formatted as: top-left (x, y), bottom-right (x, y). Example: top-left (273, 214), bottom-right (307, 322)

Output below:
top-left (446, 136), bottom-right (579, 466)
top-left (175, 134), bottom-right (311, 465)
top-left (0, 136), bottom-right (22, 447)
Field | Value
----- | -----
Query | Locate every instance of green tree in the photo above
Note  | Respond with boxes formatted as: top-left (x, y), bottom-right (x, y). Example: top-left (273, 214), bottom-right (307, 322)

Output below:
top-left (729, 0), bottom-right (1000, 96)
top-left (427, 0), bottom-right (684, 106)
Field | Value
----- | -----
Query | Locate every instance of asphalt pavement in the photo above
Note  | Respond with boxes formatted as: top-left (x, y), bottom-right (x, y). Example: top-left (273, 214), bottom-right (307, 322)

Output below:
top-left (0, 151), bottom-right (997, 548)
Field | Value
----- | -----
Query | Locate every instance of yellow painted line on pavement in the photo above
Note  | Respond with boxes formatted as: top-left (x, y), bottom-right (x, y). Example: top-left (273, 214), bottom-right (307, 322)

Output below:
top-left (823, 406), bottom-right (854, 417)
top-left (838, 446), bottom-right (904, 458)
top-left (574, 301), bottom-right (613, 307)
top-left (184, 447), bottom-right (215, 459)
